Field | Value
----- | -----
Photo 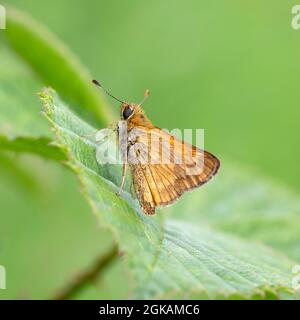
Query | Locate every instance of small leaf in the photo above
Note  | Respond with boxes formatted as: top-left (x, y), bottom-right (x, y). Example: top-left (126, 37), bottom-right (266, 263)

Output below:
top-left (40, 88), bottom-right (298, 299)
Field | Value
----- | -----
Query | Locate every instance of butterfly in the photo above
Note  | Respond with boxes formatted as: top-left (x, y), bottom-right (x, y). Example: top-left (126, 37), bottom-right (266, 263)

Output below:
top-left (93, 80), bottom-right (220, 215)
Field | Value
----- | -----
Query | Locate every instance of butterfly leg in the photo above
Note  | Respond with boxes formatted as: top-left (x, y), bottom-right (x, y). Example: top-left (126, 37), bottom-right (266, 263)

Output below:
top-left (117, 161), bottom-right (127, 196)
top-left (130, 182), bottom-right (137, 199)
top-left (117, 120), bottom-right (128, 196)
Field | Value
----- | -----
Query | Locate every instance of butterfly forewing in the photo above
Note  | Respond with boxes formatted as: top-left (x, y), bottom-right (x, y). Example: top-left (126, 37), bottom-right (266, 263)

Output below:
top-left (128, 126), bottom-right (220, 214)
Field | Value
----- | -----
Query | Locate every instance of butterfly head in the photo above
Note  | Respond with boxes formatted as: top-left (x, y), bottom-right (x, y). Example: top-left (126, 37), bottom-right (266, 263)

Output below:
top-left (121, 103), bottom-right (138, 120)
top-left (92, 80), bottom-right (152, 126)
top-left (120, 102), bottom-right (153, 128)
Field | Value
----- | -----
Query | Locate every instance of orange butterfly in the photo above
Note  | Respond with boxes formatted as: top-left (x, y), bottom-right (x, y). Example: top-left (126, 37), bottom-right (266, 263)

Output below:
top-left (93, 80), bottom-right (220, 215)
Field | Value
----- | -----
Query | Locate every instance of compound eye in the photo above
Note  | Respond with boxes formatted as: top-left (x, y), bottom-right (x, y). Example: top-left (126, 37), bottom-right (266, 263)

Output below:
top-left (123, 106), bottom-right (133, 119)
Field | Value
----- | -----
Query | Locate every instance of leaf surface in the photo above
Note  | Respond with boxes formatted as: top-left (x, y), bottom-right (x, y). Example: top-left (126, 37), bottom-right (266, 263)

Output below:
top-left (40, 89), bottom-right (298, 299)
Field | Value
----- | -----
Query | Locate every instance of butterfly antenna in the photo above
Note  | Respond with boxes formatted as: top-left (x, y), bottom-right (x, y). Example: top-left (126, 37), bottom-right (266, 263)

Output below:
top-left (92, 79), bottom-right (125, 104)
top-left (139, 89), bottom-right (150, 106)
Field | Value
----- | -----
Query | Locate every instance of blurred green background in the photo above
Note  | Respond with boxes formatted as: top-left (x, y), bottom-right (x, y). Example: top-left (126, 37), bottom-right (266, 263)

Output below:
top-left (0, 0), bottom-right (300, 299)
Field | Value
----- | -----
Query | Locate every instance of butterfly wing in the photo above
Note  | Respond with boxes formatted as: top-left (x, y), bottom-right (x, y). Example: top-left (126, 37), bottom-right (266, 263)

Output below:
top-left (127, 127), bottom-right (220, 214)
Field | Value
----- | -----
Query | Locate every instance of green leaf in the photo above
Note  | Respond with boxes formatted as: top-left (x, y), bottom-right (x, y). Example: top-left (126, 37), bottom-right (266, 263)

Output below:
top-left (1, 5), bottom-right (116, 158)
top-left (40, 88), bottom-right (298, 299)
top-left (4, 6), bottom-right (115, 127)
top-left (167, 163), bottom-right (300, 263)
top-left (0, 45), bottom-right (66, 160)
top-left (0, 43), bottom-right (122, 298)
top-left (0, 152), bottom-right (119, 300)
top-left (0, 46), bottom-right (50, 138)
top-left (0, 136), bottom-right (65, 161)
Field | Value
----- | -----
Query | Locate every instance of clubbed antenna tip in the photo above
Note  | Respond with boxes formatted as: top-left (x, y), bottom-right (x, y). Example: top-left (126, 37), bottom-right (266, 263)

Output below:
top-left (92, 79), bottom-right (125, 104)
